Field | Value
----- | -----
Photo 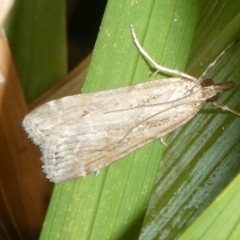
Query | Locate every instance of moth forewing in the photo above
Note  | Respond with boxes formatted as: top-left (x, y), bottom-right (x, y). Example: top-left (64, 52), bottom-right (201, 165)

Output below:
top-left (22, 78), bottom-right (199, 146)
top-left (35, 79), bottom-right (206, 182)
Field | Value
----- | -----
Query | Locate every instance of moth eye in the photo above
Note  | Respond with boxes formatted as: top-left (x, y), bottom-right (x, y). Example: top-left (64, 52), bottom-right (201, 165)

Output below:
top-left (201, 79), bottom-right (214, 87)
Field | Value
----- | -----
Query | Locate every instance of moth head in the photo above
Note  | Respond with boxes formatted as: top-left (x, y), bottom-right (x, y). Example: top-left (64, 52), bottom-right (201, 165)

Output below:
top-left (201, 79), bottom-right (236, 102)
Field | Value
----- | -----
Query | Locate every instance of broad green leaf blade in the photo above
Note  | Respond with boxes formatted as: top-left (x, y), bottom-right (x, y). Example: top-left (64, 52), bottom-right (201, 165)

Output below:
top-left (140, 1), bottom-right (240, 239)
top-left (4, 1), bottom-right (67, 103)
top-left (40, 0), bottom-right (201, 239)
top-left (188, 0), bottom-right (240, 77)
top-left (180, 173), bottom-right (240, 240)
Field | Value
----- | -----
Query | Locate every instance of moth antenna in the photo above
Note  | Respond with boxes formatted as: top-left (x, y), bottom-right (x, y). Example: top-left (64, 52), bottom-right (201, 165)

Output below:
top-left (130, 25), bottom-right (196, 81)
top-left (199, 40), bottom-right (239, 82)
top-left (212, 101), bottom-right (240, 116)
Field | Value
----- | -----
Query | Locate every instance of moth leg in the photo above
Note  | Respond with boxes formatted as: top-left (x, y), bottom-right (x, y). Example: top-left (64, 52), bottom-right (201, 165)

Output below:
top-left (95, 170), bottom-right (100, 176)
top-left (130, 25), bottom-right (196, 81)
top-left (212, 101), bottom-right (240, 116)
top-left (160, 137), bottom-right (167, 146)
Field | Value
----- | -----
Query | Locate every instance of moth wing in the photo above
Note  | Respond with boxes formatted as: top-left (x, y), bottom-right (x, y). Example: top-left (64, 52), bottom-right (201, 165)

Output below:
top-left (23, 78), bottom-right (200, 145)
top-left (41, 101), bottom-right (204, 182)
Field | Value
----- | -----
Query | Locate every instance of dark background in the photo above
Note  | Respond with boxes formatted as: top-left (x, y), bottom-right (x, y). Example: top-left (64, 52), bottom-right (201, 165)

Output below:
top-left (67, 0), bottom-right (107, 70)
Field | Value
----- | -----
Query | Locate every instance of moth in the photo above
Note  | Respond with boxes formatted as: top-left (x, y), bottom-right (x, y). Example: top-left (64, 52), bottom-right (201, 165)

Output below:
top-left (22, 25), bottom-right (240, 183)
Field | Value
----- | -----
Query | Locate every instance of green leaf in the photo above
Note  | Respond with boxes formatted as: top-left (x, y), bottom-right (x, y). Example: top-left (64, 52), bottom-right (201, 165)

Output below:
top-left (5, 1), bottom-right (67, 103)
top-left (180, 173), bottom-right (240, 239)
top-left (139, 1), bottom-right (240, 239)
